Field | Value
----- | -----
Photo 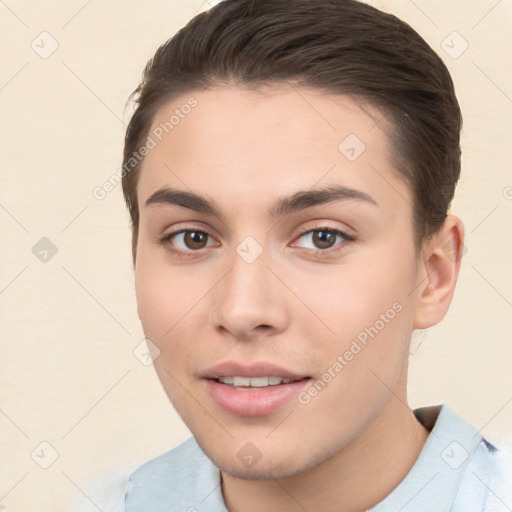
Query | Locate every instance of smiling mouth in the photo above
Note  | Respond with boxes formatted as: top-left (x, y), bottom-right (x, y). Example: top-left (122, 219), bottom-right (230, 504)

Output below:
top-left (215, 376), bottom-right (310, 388)
top-left (205, 372), bottom-right (312, 416)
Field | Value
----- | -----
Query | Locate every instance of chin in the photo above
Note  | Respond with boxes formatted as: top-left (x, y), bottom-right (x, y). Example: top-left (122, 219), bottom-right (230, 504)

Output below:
top-left (218, 457), bottom-right (312, 481)
top-left (195, 434), bottom-right (328, 481)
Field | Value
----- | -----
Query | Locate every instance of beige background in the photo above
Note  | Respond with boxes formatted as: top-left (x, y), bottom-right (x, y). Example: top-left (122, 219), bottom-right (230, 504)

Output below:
top-left (1, 0), bottom-right (511, 510)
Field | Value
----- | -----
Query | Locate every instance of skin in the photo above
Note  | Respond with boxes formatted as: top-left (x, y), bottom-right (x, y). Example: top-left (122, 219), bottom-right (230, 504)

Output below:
top-left (134, 84), bottom-right (464, 511)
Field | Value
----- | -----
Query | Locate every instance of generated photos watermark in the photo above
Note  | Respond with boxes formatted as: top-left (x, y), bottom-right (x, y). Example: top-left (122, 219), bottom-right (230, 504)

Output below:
top-left (92, 96), bottom-right (198, 201)
top-left (298, 301), bottom-right (403, 405)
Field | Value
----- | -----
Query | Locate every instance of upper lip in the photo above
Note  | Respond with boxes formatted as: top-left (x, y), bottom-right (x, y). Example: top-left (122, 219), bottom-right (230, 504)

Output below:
top-left (203, 361), bottom-right (309, 380)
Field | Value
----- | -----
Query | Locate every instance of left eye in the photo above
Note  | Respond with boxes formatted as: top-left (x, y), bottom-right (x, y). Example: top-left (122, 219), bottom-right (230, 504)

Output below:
top-left (295, 228), bottom-right (349, 251)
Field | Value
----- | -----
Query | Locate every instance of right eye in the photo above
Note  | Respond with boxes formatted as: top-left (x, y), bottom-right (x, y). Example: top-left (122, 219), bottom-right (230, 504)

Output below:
top-left (159, 228), bottom-right (218, 255)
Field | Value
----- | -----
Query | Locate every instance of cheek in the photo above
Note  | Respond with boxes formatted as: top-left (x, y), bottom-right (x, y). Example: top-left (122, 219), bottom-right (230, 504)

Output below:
top-left (135, 268), bottom-right (170, 338)
top-left (134, 261), bottom-right (209, 373)
top-left (135, 268), bottom-right (196, 403)
top-left (135, 255), bottom-right (200, 337)
top-left (295, 262), bottom-right (411, 337)
top-left (293, 254), bottom-right (417, 390)
top-left (298, 302), bottom-right (413, 431)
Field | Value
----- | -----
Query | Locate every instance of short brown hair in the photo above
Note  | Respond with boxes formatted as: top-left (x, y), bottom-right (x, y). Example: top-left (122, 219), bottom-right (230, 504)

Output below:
top-left (122, 0), bottom-right (462, 264)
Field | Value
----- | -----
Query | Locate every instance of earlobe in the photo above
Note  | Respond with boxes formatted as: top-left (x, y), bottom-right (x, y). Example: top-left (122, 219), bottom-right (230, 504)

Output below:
top-left (413, 215), bottom-right (465, 329)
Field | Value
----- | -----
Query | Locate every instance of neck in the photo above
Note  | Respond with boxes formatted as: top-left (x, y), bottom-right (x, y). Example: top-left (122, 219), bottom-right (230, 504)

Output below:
top-left (221, 398), bottom-right (430, 512)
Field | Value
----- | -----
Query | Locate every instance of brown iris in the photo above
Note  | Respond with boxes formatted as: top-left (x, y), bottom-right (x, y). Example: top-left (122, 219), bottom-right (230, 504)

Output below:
top-left (183, 231), bottom-right (209, 250)
top-left (311, 229), bottom-right (337, 249)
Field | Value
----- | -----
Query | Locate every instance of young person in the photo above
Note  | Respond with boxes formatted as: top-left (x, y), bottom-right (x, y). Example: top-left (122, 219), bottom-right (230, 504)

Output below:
top-left (120, 0), bottom-right (512, 509)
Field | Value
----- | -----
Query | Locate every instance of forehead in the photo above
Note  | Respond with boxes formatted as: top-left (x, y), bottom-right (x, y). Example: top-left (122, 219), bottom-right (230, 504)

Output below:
top-left (137, 84), bottom-right (411, 219)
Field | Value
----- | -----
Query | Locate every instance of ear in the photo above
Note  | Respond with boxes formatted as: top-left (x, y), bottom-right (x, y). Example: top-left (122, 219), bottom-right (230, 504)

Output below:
top-left (413, 215), bottom-right (465, 329)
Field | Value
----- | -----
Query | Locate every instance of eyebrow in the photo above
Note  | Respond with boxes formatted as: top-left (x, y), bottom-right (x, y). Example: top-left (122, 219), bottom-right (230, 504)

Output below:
top-left (144, 185), bottom-right (378, 218)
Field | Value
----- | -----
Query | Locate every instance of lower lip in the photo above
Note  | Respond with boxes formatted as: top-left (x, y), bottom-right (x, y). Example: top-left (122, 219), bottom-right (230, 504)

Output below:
top-left (204, 379), bottom-right (310, 417)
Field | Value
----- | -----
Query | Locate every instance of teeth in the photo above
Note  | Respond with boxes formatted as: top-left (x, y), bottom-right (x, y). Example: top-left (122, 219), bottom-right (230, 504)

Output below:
top-left (218, 376), bottom-right (297, 387)
top-left (234, 376), bottom-right (251, 386)
top-left (247, 377), bottom-right (269, 387)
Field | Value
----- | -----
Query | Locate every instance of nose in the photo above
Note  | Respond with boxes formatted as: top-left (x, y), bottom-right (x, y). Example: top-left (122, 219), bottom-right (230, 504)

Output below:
top-left (210, 246), bottom-right (289, 341)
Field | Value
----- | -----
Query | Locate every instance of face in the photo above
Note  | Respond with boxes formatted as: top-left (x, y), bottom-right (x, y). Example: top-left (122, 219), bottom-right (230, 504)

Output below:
top-left (134, 85), bottom-right (423, 479)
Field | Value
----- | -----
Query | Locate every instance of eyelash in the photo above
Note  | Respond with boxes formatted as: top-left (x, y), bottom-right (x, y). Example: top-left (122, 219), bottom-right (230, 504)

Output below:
top-left (158, 226), bottom-right (355, 258)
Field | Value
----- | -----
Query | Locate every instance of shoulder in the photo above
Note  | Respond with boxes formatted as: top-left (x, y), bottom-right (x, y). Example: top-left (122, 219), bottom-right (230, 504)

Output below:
top-left (484, 442), bottom-right (512, 507)
top-left (125, 436), bottom-right (227, 511)
top-left (68, 466), bottom-right (130, 512)
top-left (453, 439), bottom-right (512, 511)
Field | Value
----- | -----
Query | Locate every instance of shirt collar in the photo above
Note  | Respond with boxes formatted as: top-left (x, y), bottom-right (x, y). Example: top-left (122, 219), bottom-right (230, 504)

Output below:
top-left (368, 404), bottom-right (483, 512)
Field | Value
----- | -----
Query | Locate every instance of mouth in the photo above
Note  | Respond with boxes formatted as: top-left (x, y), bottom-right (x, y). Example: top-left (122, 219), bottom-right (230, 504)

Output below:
top-left (202, 362), bottom-right (312, 417)
top-left (215, 375), bottom-right (310, 388)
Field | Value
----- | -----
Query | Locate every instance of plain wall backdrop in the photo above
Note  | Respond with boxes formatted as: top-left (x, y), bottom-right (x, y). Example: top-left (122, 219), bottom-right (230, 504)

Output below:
top-left (1, 0), bottom-right (511, 510)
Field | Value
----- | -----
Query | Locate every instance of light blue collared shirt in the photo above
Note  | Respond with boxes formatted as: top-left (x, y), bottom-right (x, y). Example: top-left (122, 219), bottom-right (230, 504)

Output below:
top-left (125, 404), bottom-right (512, 511)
